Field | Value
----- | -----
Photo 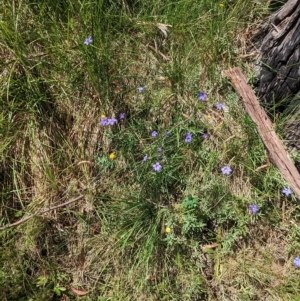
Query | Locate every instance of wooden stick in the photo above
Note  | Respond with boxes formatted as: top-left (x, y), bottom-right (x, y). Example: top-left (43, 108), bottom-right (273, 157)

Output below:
top-left (226, 67), bottom-right (300, 199)
top-left (0, 195), bottom-right (84, 231)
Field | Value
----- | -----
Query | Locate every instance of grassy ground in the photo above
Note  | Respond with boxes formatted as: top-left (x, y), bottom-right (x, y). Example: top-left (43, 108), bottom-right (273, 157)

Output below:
top-left (1, 0), bottom-right (300, 300)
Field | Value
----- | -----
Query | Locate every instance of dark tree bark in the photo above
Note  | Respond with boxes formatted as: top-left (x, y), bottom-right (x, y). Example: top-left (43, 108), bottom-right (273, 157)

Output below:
top-left (256, 0), bottom-right (300, 104)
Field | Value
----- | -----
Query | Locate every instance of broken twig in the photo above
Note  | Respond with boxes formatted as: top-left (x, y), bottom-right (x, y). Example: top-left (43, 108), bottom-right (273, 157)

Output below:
top-left (0, 195), bottom-right (84, 231)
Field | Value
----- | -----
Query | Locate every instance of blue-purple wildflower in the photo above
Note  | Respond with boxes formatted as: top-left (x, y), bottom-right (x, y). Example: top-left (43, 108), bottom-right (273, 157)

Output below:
top-left (249, 204), bottom-right (259, 214)
top-left (107, 118), bottom-right (118, 125)
top-left (197, 92), bottom-right (208, 101)
top-left (100, 116), bottom-right (118, 126)
top-left (151, 131), bottom-right (158, 137)
top-left (137, 85), bottom-right (147, 92)
top-left (143, 155), bottom-right (148, 162)
top-left (100, 117), bottom-right (108, 126)
top-left (293, 257), bottom-right (300, 268)
top-left (153, 162), bottom-right (162, 172)
top-left (282, 187), bottom-right (292, 197)
top-left (202, 133), bottom-right (210, 139)
top-left (158, 147), bottom-right (163, 152)
top-left (84, 36), bottom-right (93, 45)
top-left (185, 132), bottom-right (193, 143)
top-left (119, 113), bottom-right (125, 119)
top-left (221, 166), bottom-right (232, 175)
top-left (165, 132), bottom-right (171, 138)
top-left (216, 103), bottom-right (225, 110)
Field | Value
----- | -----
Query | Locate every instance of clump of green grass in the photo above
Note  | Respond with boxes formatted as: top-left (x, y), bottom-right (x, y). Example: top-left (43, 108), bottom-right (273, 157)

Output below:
top-left (1, 0), bottom-right (300, 300)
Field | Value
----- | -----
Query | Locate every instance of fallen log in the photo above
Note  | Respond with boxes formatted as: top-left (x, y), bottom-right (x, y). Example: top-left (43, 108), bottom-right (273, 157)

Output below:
top-left (226, 67), bottom-right (300, 199)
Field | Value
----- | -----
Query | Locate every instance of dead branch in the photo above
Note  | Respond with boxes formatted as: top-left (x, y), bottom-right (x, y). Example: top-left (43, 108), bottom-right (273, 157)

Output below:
top-left (226, 67), bottom-right (300, 199)
top-left (0, 195), bottom-right (84, 231)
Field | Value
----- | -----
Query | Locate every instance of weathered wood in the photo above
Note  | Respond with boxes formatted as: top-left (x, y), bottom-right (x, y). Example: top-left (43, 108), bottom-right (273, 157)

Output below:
top-left (256, 0), bottom-right (300, 103)
top-left (226, 67), bottom-right (300, 199)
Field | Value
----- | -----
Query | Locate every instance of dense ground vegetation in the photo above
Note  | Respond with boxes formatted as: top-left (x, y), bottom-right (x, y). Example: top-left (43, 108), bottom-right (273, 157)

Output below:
top-left (1, 0), bottom-right (300, 300)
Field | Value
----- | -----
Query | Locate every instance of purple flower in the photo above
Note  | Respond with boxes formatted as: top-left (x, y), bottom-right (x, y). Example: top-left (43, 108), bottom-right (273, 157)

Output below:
top-left (143, 155), bottom-right (148, 162)
top-left (293, 257), bottom-right (300, 267)
top-left (185, 132), bottom-right (192, 143)
top-left (107, 118), bottom-right (118, 125)
top-left (249, 204), bottom-right (259, 214)
top-left (221, 166), bottom-right (232, 175)
top-left (119, 113), bottom-right (125, 119)
top-left (100, 117), bottom-right (108, 126)
top-left (158, 147), bottom-right (163, 152)
top-left (153, 162), bottom-right (162, 172)
top-left (282, 187), bottom-right (292, 197)
top-left (84, 36), bottom-right (93, 45)
top-left (197, 92), bottom-right (207, 101)
top-left (165, 132), bottom-right (171, 137)
top-left (216, 103), bottom-right (225, 110)
top-left (202, 133), bottom-right (210, 139)
top-left (100, 116), bottom-right (118, 126)
top-left (151, 131), bottom-right (158, 137)
top-left (137, 85), bottom-right (147, 92)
